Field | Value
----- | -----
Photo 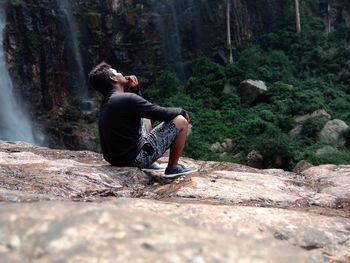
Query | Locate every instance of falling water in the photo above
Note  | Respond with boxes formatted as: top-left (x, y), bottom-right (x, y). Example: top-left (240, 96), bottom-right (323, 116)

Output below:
top-left (152, 0), bottom-right (185, 78)
top-left (0, 5), bottom-right (36, 144)
top-left (151, 0), bottom-right (213, 78)
top-left (58, 0), bottom-right (88, 100)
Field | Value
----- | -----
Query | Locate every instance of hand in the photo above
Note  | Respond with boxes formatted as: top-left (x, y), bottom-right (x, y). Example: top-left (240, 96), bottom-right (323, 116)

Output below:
top-left (126, 75), bottom-right (139, 91)
top-left (185, 113), bottom-right (190, 123)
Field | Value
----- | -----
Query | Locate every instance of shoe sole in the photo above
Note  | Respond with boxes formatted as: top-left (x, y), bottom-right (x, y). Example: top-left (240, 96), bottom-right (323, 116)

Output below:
top-left (142, 168), bottom-right (165, 172)
top-left (163, 169), bottom-right (198, 179)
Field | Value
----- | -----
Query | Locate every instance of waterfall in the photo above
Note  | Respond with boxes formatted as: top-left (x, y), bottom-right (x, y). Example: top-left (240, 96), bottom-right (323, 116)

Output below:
top-left (58, 0), bottom-right (88, 101)
top-left (152, 0), bottom-right (185, 78)
top-left (151, 0), bottom-right (212, 78)
top-left (0, 5), bottom-right (36, 144)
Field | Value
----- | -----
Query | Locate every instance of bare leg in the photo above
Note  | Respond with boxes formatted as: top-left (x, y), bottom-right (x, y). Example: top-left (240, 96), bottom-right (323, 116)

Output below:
top-left (167, 115), bottom-right (189, 168)
top-left (143, 118), bottom-right (152, 133)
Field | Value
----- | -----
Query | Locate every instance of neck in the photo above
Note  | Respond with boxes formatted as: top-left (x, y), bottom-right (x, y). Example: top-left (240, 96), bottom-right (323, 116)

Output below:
top-left (114, 84), bottom-right (124, 93)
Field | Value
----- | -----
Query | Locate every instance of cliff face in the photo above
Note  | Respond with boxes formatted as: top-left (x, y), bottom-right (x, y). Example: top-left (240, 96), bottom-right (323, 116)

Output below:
top-left (2, 0), bottom-right (350, 149)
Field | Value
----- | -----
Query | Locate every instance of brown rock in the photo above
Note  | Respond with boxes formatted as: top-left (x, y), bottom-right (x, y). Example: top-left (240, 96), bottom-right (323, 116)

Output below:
top-left (246, 150), bottom-right (264, 168)
top-left (293, 160), bottom-right (313, 173)
top-left (1, 141), bottom-right (350, 261)
top-left (0, 200), bottom-right (324, 262)
top-left (237, 79), bottom-right (267, 103)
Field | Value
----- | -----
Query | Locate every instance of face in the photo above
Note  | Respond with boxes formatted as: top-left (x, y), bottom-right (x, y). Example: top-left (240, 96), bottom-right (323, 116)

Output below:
top-left (110, 68), bottom-right (127, 85)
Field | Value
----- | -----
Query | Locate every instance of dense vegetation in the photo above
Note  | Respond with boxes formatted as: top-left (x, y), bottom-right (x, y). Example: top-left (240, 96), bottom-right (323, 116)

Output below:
top-left (144, 14), bottom-right (350, 170)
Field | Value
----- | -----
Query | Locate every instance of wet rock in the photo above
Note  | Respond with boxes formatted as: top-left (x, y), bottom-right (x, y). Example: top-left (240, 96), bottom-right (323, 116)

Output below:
top-left (237, 79), bottom-right (268, 103)
top-left (318, 119), bottom-right (349, 147)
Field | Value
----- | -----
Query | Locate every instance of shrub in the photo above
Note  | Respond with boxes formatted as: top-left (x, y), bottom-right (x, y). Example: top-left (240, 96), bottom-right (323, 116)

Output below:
top-left (300, 118), bottom-right (327, 139)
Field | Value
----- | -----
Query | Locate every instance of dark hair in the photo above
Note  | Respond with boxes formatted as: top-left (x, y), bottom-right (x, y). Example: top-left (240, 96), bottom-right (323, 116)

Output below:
top-left (88, 62), bottom-right (114, 96)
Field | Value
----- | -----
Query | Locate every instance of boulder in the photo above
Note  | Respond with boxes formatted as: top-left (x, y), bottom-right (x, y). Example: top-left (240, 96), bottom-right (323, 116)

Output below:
top-left (293, 160), bottom-right (313, 173)
top-left (0, 140), bottom-right (350, 261)
top-left (289, 125), bottom-right (303, 137)
top-left (318, 119), bottom-right (349, 147)
top-left (316, 145), bottom-right (339, 156)
top-left (210, 138), bottom-right (235, 154)
top-left (294, 109), bottom-right (331, 124)
top-left (222, 84), bottom-right (236, 94)
top-left (246, 150), bottom-right (264, 168)
top-left (289, 109), bottom-right (331, 137)
top-left (210, 142), bottom-right (224, 153)
top-left (237, 79), bottom-right (268, 103)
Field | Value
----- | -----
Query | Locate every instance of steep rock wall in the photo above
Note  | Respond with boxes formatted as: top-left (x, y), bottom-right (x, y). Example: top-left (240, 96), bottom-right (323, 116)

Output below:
top-left (2, 0), bottom-right (350, 150)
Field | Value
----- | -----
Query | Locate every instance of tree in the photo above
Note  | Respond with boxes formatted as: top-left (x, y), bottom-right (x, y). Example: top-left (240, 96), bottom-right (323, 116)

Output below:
top-left (326, 0), bottom-right (332, 34)
top-left (294, 0), bottom-right (301, 33)
top-left (226, 0), bottom-right (233, 64)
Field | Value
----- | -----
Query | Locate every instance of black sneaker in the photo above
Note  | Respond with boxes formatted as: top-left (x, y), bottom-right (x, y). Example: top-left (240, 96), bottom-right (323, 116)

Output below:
top-left (164, 164), bottom-right (197, 179)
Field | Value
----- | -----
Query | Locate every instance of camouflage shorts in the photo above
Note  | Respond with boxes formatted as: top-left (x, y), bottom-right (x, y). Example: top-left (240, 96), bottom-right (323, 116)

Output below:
top-left (131, 121), bottom-right (179, 168)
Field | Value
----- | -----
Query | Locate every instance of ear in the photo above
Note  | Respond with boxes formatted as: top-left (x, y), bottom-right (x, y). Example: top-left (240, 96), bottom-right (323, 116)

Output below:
top-left (110, 75), bottom-right (118, 83)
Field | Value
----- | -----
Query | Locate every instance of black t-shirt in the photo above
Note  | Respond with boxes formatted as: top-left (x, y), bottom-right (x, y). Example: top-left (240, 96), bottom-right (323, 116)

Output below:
top-left (99, 91), bottom-right (185, 166)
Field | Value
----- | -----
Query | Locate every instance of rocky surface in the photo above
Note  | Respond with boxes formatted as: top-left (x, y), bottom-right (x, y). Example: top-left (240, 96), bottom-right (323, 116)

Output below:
top-left (0, 140), bottom-right (350, 262)
top-left (318, 119), bottom-right (349, 147)
top-left (237, 79), bottom-right (268, 103)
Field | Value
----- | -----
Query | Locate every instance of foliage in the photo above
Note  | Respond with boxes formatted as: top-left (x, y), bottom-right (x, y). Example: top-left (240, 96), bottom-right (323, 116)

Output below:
top-left (0, 0), bottom-right (23, 5)
top-left (300, 118), bottom-right (327, 139)
top-left (145, 9), bottom-right (350, 169)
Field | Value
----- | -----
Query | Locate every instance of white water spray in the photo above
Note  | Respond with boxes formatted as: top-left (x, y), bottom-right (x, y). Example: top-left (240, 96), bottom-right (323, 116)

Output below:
top-left (152, 0), bottom-right (185, 78)
top-left (0, 5), bottom-right (36, 144)
top-left (58, 0), bottom-right (88, 100)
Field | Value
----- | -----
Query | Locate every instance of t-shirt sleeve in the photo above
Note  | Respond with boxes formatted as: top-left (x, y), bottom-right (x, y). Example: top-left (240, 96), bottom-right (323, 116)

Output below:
top-left (129, 93), bottom-right (186, 122)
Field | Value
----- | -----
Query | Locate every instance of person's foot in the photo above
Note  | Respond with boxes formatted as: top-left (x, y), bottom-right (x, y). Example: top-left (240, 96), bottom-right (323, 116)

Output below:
top-left (141, 162), bottom-right (165, 172)
top-left (164, 164), bottom-right (197, 179)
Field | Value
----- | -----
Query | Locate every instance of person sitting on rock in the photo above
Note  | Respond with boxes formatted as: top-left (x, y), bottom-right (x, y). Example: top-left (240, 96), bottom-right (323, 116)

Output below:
top-left (88, 62), bottom-right (196, 178)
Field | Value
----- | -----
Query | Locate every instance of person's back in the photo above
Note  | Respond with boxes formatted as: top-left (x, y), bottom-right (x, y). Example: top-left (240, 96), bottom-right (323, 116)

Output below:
top-left (99, 92), bottom-right (144, 166)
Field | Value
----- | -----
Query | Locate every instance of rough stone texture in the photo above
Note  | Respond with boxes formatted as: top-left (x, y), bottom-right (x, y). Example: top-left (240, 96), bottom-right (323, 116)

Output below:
top-left (294, 109), bottom-right (331, 124)
top-left (289, 109), bottom-right (331, 137)
top-left (0, 140), bottom-right (350, 262)
top-left (237, 79), bottom-right (268, 103)
top-left (210, 138), bottom-right (235, 154)
top-left (318, 119), bottom-right (349, 147)
top-left (0, 200), bottom-right (324, 263)
top-left (316, 145), bottom-right (339, 156)
top-left (246, 150), bottom-right (264, 169)
top-left (3, 1), bottom-right (350, 150)
top-left (289, 124), bottom-right (303, 137)
top-left (293, 160), bottom-right (313, 173)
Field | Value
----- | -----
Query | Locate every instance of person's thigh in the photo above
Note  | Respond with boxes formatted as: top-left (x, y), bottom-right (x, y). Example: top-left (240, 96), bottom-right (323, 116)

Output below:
top-left (133, 121), bottom-right (179, 168)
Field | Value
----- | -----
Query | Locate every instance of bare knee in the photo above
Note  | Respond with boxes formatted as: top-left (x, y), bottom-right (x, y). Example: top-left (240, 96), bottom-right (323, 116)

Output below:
top-left (172, 115), bottom-right (189, 131)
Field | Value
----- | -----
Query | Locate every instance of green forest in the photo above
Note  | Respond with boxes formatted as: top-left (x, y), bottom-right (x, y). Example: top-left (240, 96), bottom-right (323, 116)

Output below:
top-left (143, 9), bottom-right (350, 170)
